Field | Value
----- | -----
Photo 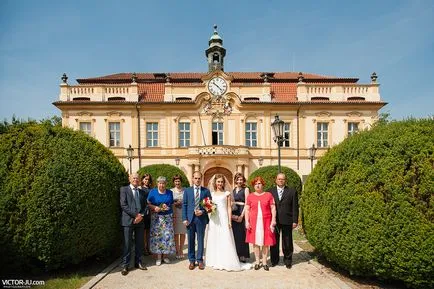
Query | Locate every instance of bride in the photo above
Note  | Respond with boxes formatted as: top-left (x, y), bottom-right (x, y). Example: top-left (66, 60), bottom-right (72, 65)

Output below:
top-left (205, 174), bottom-right (251, 271)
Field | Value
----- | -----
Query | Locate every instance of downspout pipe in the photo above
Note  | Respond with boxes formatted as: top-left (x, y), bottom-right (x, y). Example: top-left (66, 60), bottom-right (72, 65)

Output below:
top-left (297, 104), bottom-right (301, 171)
top-left (136, 103), bottom-right (142, 168)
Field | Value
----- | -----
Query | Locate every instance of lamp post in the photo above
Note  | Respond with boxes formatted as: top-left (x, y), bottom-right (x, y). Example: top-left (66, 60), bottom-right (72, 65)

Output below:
top-left (126, 145), bottom-right (134, 173)
top-left (271, 115), bottom-right (285, 173)
top-left (309, 143), bottom-right (317, 172)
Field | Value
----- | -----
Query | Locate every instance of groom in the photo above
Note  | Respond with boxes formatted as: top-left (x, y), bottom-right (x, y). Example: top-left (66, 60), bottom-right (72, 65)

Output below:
top-left (182, 171), bottom-right (212, 270)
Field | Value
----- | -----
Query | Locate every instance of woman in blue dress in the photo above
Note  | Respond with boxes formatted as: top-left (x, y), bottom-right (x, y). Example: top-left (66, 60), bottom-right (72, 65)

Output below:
top-left (147, 176), bottom-right (175, 266)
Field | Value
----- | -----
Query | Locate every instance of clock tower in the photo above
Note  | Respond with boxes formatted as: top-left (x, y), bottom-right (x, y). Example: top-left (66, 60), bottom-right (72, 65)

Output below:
top-left (206, 25), bottom-right (226, 72)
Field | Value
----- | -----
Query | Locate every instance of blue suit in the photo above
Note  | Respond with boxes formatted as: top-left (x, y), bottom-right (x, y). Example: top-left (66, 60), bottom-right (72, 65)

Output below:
top-left (182, 185), bottom-right (211, 263)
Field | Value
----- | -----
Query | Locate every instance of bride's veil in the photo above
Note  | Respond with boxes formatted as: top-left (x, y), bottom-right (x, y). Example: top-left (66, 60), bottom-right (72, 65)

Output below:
top-left (207, 174), bottom-right (236, 210)
top-left (207, 173), bottom-right (232, 193)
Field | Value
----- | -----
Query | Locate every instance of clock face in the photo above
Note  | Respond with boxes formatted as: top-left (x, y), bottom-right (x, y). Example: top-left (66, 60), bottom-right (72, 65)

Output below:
top-left (208, 77), bottom-right (228, 96)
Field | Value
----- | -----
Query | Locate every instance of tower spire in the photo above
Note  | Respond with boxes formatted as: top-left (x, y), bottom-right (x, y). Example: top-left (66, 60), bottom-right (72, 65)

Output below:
top-left (205, 25), bottom-right (226, 72)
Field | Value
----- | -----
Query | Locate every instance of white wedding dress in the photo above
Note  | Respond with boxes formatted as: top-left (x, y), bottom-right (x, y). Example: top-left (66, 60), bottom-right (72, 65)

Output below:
top-left (205, 191), bottom-right (251, 271)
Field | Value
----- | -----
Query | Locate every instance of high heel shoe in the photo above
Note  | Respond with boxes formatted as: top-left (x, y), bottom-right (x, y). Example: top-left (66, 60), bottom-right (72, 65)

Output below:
top-left (263, 264), bottom-right (270, 271)
top-left (254, 262), bottom-right (262, 270)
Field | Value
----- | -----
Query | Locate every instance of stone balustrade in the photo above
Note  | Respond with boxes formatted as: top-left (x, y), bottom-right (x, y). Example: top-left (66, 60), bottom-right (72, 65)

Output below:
top-left (297, 83), bottom-right (380, 102)
top-left (188, 145), bottom-right (249, 156)
top-left (59, 83), bottom-right (139, 101)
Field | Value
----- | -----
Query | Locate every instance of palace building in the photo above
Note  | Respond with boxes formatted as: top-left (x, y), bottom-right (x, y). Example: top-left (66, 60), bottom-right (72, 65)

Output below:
top-left (53, 26), bottom-right (386, 185)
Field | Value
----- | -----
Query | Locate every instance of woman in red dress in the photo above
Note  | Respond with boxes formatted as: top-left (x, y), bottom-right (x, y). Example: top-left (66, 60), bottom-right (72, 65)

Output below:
top-left (245, 176), bottom-right (276, 271)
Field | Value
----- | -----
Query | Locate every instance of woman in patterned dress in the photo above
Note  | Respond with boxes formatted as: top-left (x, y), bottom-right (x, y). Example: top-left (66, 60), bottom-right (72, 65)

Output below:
top-left (245, 176), bottom-right (276, 271)
top-left (171, 174), bottom-right (186, 259)
top-left (147, 176), bottom-right (176, 266)
top-left (231, 172), bottom-right (250, 262)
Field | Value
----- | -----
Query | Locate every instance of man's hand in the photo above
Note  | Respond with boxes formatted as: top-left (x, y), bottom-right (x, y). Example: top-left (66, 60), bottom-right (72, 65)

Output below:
top-left (134, 214), bottom-right (143, 224)
top-left (194, 209), bottom-right (203, 216)
top-left (292, 223), bottom-right (298, 229)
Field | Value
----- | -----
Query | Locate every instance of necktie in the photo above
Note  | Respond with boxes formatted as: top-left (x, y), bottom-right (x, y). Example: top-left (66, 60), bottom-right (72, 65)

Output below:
top-left (278, 188), bottom-right (283, 201)
top-left (194, 187), bottom-right (200, 210)
top-left (133, 188), bottom-right (141, 212)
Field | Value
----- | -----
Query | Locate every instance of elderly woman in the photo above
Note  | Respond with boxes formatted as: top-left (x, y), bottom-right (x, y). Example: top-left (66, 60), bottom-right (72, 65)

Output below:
top-left (147, 176), bottom-right (176, 266)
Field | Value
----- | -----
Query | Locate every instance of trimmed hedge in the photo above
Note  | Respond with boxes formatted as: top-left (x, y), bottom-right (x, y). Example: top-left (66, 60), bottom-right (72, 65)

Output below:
top-left (0, 121), bottom-right (128, 272)
top-left (247, 165), bottom-right (302, 194)
top-left (302, 119), bottom-right (434, 288)
top-left (137, 164), bottom-right (190, 188)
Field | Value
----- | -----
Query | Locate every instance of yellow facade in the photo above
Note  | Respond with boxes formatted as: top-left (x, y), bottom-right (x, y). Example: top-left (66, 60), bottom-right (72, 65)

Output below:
top-left (54, 27), bottom-right (386, 185)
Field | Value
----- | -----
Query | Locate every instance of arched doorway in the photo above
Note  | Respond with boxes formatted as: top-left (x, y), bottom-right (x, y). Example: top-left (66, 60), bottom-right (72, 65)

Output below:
top-left (203, 167), bottom-right (233, 189)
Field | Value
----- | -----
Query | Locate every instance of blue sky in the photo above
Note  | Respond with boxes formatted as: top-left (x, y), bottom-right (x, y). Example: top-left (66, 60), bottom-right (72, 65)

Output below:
top-left (1, 0), bottom-right (433, 120)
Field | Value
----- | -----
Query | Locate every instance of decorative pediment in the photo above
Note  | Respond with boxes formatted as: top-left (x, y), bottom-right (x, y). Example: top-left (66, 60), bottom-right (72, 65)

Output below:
top-left (78, 111), bottom-right (93, 117)
top-left (346, 111), bottom-right (362, 118)
top-left (315, 111), bottom-right (332, 118)
top-left (201, 70), bottom-right (234, 82)
top-left (107, 111), bottom-right (122, 117)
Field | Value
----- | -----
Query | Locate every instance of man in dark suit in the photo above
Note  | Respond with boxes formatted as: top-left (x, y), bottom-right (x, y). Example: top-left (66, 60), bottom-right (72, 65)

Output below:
top-left (182, 171), bottom-right (211, 270)
top-left (269, 173), bottom-right (299, 269)
top-left (120, 173), bottom-right (148, 275)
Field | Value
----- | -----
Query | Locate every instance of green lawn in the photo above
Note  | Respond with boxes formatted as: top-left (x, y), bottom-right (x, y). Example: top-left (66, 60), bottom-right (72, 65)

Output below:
top-left (33, 255), bottom-right (116, 289)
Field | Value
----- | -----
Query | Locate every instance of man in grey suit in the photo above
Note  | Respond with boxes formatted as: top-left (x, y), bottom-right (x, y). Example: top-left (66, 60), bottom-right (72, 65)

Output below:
top-left (269, 173), bottom-right (299, 269)
top-left (120, 173), bottom-right (148, 275)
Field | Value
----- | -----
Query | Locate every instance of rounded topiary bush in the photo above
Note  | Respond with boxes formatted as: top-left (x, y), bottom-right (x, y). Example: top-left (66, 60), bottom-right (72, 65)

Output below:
top-left (248, 165), bottom-right (302, 194)
top-left (137, 164), bottom-right (189, 188)
top-left (302, 119), bottom-right (434, 288)
top-left (0, 121), bottom-right (128, 273)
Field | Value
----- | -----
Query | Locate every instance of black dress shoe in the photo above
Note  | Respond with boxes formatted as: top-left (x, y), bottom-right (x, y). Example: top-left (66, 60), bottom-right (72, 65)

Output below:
top-left (271, 263), bottom-right (278, 267)
top-left (263, 265), bottom-right (270, 271)
top-left (121, 267), bottom-right (128, 275)
top-left (286, 264), bottom-right (292, 269)
top-left (135, 263), bottom-right (147, 270)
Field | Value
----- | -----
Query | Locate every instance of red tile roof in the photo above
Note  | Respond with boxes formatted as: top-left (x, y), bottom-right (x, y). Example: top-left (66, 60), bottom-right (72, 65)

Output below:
top-left (75, 71), bottom-right (362, 103)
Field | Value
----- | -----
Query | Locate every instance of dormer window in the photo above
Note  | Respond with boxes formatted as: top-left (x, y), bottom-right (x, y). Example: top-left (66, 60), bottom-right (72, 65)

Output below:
top-left (311, 97), bottom-right (330, 101)
top-left (244, 97), bottom-right (260, 101)
top-left (73, 97), bottom-right (90, 101)
top-left (107, 97), bottom-right (126, 101)
top-left (175, 97), bottom-right (192, 101)
top-left (347, 97), bottom-right (365, 101)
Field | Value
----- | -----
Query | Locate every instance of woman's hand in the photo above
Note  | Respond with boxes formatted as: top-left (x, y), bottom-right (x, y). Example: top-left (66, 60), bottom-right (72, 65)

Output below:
top-left (245, 221), bottom-right (251, 230)
top-left (154, 206), bottom-right (161, 213)
top-left (270, 221), bottom-right (276, 232)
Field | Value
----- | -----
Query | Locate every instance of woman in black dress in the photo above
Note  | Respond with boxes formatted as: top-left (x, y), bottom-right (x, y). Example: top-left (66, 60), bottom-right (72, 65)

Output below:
top-left (141, 173), bottom-right (153, 255)
top-left (231, 172), bottom-right (250, 262)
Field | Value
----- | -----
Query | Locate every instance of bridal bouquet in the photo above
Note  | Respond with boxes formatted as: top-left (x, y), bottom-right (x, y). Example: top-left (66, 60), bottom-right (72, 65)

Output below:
top-left (201, 197), bottom-right (217, 215)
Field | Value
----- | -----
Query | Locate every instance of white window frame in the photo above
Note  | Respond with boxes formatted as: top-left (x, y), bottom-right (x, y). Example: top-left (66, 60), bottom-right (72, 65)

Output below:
top-left (146, 122), bottom-right (159, 147)
top-left (109, 122), bottom-right (121, 147)
top-left (245, 122), bottom-right (257, 147)
top-left (79, 121), bottom-right (92, 136)
top-left (179, 122), bottom-right (190, 147)
top-left (212, 121), bottom-right (224, 145)
top-left (282, 122), bottom-right (291, 147)
top-left (317, 122), bottom-right (328, 148)
top-left (348, 122), bottom-right (359, 136)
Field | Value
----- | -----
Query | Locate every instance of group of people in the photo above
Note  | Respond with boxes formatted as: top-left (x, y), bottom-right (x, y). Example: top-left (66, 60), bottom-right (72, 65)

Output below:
top-left (119, 170), bottom-right (299, 275)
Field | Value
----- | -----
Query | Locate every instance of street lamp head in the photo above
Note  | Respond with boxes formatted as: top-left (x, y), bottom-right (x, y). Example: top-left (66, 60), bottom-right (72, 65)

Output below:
top-left (175, 157), bottom-right (180, 166)
top-left (126, 145), bottom-right (134, 159)
top-left (309, 143), bottom-right (317, 160)
top-left (271, 114), bottom-right (285, 143)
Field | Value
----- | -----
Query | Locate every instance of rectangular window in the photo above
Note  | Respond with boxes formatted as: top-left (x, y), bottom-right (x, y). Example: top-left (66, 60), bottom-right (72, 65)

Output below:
top-left (317, 122), bottom-right (328, 148)
top-left (179, 122), bottom-right (190, 147)
top-left (146, 122), bottom-right (158, 147)
top-left (79, 122), bottom-right (92, 136)
top-left (212, 122), bottom-right (223, 145)
top-left (348, 122), bottom-right (359, 136)
top-left (283, 123), bottom-right (290, 147)
top-left (109, 122), bottom-right (120, 147)
top-left (245, 122), bottom-right (257, 147)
